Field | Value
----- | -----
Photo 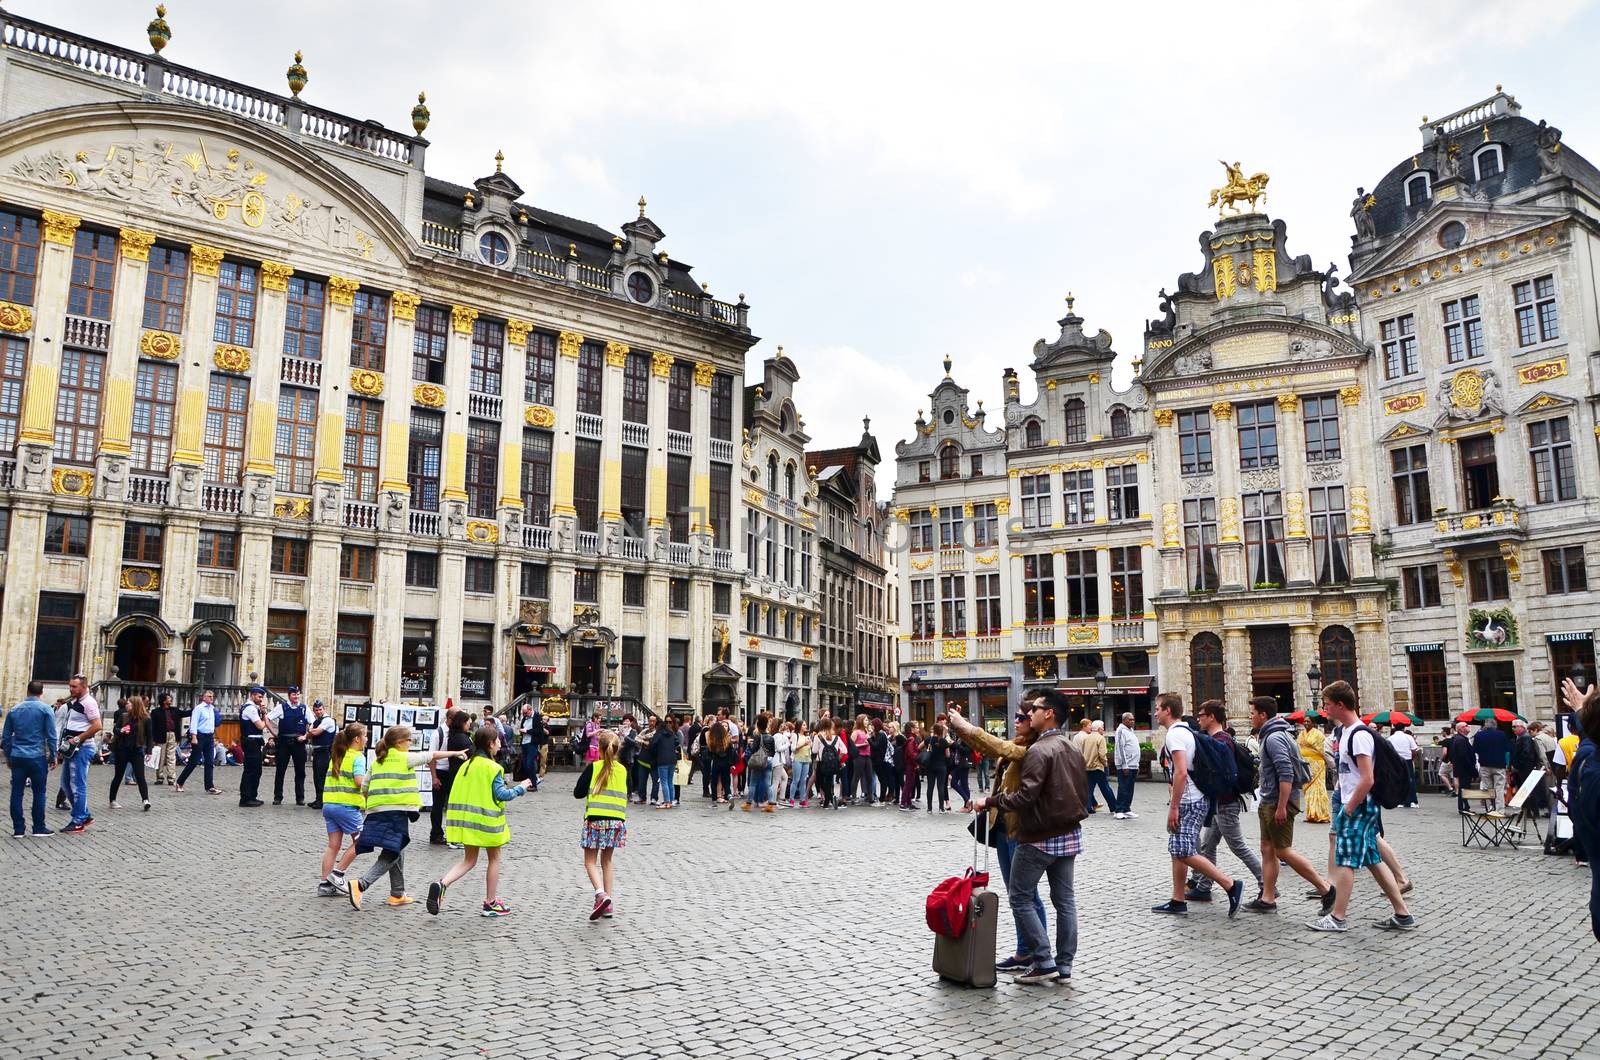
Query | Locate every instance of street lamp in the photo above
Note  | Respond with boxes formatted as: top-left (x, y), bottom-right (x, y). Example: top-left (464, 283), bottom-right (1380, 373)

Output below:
top-left (1573, 664), bottom-right (1590, 694)
top-left (195, 629), bottom-right (212, 692)
top-left (415, 640), bottom-right (431, 699)
top-left (1307, 661), bottom-right (1322, 708)
top-left (1092, 666), bottom-right (1108, 726)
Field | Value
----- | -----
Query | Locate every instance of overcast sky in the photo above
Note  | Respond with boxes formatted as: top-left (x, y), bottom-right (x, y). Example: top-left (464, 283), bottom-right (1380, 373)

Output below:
top-left (25, 1), bottom-right (1600, 491)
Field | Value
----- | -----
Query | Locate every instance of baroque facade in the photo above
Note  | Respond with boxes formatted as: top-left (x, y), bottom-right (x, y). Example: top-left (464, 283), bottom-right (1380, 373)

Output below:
top-left (1349, 90), bottom-right (1600, 720)
top-left (0, 9), bottom-right (755, 714)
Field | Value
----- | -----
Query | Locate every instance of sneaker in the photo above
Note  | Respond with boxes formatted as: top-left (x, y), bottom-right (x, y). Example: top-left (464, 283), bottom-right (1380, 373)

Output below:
top-left (1319, 885), bottom-right (1339, 918)
top-left (110, 801), bottom-right (122, 810)
top-left (60, 822), bottom-right (86, 835)
top-left (1015, 964), bottom-right (1058, 984)
top-left (426, 881), bottom-right (446, 916)
top-left (10, 832), bottom-right (22, 839)
top-left (30, 828), bottom-right (53, 838)
top-left (385, 896), bottom-right (415, 907)
top-left (1227, 879), bottom-right (1245, 919)
top-left (602, 902), bottom-right (614, 919)
top-left (1306, 913), bottom-right (1348, 932)
top-left (206, 788), bottom-right (223, 796)
top-left (1123, 811), bottom-right (1140, 819)
top-left (1374, 914), bottom-right (1417, 931)
top-left (1151, 900), bottom-right (1188, 916)
top-left (589, 894), bottom-right (612, 922)
top-left (762, 805), bottom-right (776, 814)
top-left (1245, 898), bottom-right (1278, 912)
top-left (143, 800), bottom-right (150, 812)
top-left (54, 795), bottom-right (66, 810)
top-left (447, 842), bottom-right (463, 851)
top-left (995, 955), bottom-right (1030, 974)
top-left (1112, 812), bottom-right (1127, 820)
top-left (241, 799), bottom-right (264, 808)
top-left (174, 785), bottom-right (184, 793)
top-left (480, 900), bottom-right (510, 918)
top-left (348, 879), bottom-right (363, 911)
top-left (316, 882), bottom-right (340, 898)
top-left (1183, 888), bottom-right (1213, 902)
top-left (1055, 969), bottom-right (1073, 983)
top-left (800, 800), bottom-right (810, 808)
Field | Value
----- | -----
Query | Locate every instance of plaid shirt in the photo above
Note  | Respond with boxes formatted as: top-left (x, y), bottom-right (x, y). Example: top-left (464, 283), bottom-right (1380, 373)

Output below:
top-left (1022, 729), bottom-right (1084, 857)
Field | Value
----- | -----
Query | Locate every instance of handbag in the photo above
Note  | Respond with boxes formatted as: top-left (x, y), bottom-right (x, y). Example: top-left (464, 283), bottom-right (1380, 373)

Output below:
top-left (749, 745), bottom-right (771, 771)
top-left (917, 748), bottom-right (932, 769)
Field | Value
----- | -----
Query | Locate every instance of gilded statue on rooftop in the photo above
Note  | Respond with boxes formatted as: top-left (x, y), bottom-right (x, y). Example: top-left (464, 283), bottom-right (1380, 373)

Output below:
top-left (1208, 160), bottom-right (1270, 216)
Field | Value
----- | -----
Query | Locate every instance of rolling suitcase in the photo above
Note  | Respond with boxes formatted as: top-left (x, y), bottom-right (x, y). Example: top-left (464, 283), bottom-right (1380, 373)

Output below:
top-left (931, 832), bottom-right (998, 987)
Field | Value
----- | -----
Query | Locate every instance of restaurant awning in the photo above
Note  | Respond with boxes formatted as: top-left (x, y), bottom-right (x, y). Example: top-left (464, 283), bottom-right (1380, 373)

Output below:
top-left (516, 642), bottom-right (555, 672)
top-left (1056, 677), bottom-right (1151, 696)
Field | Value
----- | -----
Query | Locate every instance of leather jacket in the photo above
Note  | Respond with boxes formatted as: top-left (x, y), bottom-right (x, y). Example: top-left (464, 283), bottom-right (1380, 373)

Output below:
top-left (990, 730), bottom-right (1088, 844)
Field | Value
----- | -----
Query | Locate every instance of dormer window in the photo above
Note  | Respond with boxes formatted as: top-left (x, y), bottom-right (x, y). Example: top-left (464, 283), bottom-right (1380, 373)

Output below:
top-left (785, 461), bottom-right (796, 500)
top-left (939, 444), bottom-right (961, 480)
top-left (1110, 407), bottom-right (1130, 439)
top-left (1024, 419), bottom-right (1043, 449)
top-left (626, 271), bottom-right (655, 305)
top-left (478, 231), bottom-right (509, 267)
top-left (1473, 144), bottom-right (1504, 181)
top-left (1404, 172), bottom-right (1432, 207)
top-left (1064, 398), bottom-right (1086, 444)
top-left (767, 452), bottom-right (778, 493)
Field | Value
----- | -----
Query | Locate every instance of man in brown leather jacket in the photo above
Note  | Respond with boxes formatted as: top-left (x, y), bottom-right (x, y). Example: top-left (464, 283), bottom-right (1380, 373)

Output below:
top-left (972, 690), bottom-right (1087, 984)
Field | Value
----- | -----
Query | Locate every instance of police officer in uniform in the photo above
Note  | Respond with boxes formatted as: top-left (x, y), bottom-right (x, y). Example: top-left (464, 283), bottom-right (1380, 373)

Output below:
top-left (306, 700), bottom-right (337, 808)
top-left (269, 685), bottom-right (310, 805)
top-left (239, 686), bottom-right (268, 807)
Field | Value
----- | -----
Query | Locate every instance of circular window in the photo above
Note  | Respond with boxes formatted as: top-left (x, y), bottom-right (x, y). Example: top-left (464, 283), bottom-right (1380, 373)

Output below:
top-left (1439, 221), bottom-right (1466, 249)
top-left (942, 409), bottom-right (955, 424)
top-left (626, 271), bottom-right (656, 304)
top-left (478, 231), bottom-right (509, 266)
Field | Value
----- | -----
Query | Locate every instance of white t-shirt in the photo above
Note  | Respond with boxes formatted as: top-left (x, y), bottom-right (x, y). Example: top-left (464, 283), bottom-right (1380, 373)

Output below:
top-left (1338, 725), bottom-right (1377, 804)
top-left (64, 693), bottom-right (100, 735)
top-left (1388, 730), bottom-right (1418, 762)
top-left (773, 731), bottom-right (794, 766)
top-left (1163, 723), bottom-right (1205, 804)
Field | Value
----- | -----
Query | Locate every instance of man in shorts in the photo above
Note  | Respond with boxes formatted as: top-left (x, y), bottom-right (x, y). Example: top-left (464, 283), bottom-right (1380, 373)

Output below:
top-left (1247, 696), bottom-right (1331, 913)
top-left (1150, 692), bottom-right (1245, 919)
top-left (1309, 681), bottom-right (1415, 932)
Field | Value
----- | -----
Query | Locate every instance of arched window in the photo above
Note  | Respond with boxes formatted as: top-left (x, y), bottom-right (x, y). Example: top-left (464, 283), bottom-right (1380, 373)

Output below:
top-left (1319, 625), bottom-right (1359, 694)
top-left (781, 404), bottom-right (795, 433)
top-left (1191, 632), bottom-right (1224, 707)
top-left (1473, 144), bottom-right (1504, 181)
top-left (767, 452), bottom-right (778, 493)
top-left (784, 461), bottom-right (796, 500)
top-left (1064, 398), bottom-right (1086, 444)
top-left (1404, 172), bottom-right (1432, 207)
top-left (1024, 419), bottom-right (1043, 449)
top-left (1110, 407), bottom-right (1130, 438)
top-left (939, 444), bottom-right (961, 480)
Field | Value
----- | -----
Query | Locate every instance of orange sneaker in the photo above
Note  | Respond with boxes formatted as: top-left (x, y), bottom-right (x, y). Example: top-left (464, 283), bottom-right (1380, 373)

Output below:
top-left (386, 895), bottom-right (415, 907)
top-left (762, 804), bottom-right (776, 814)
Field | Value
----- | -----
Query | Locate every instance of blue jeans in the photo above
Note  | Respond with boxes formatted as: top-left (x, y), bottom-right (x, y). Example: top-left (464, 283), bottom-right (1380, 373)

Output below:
top-left (520, 744), bottom-right (540, 785)
top-left (177, 732), bottom-right (215, 790)
top-left (1007, 843), bottom-right (1078, 974)
top-left (789, 761), bottom-right (812, 801)
top-left (1114, 768), bottom-right (1137, 813)
top-left (996, 835), bottom-right (1048, 957)
top-left (655, 764), bottom-right (676, 805)
top-left (1086, 768), bottom-right (1116, 811)
top-left (749, 764), bottom-right (771, 805)
top-left (65, 744), bottom-right (92, 824)
top-left (9, 755), bottom-right (48, 834)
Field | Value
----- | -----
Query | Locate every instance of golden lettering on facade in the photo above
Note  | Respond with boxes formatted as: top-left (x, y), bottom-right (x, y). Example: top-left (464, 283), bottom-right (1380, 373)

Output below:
top-left (1517, 358), bottom-right (1567, 385)
top-left (1383, 392), bottom-right (1425, 415)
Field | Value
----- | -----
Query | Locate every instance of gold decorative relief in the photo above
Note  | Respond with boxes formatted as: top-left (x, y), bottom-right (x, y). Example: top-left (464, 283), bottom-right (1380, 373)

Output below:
top-left (557, 331), bottom-right (583, 358)
top-left (119, 228), bottom-right (156, 261)
top-left (506, 319), bottom-right (533, 346)
top-left (390, 291), bottom-right (420, 321)
top-left (975, 552), bottom-right (998, 565)
top-left (604, 341), bottom-right (630, 367)
top-left (1066, 625), bottom-right (1098, 646)
top-left (1383, 393), bottom-right (1425, 416)
top-left (350, 369), bottom-right (384, 397)
top-left (51, 468), bottom-right (93, 497)
top-left (1284, 491), bottom-right (1306, 537)
top-left (413, 383), bottom-right (445, 408)
top-left (1213, 254), bottom-right (1237, 300)
top-left (0, 302), bottom-right (34, 333)
top-left (466, 520), bottom-right (499, 544)
top-left (273, 496), bottom-right (312, 520)
top-left (1218, 497), bottom-right (1240, 542)
top-left (1349, 486), bottom-right (1371, 533)
top-left (213, 344), bottom-right (251, 373)
top-left (525, 405), bottom-right (556, 428)
top-left (1252, 247), bottom-right (1277, 292)
top-left (1210, 400), bottom-right (1234, 421)
top-left (941, 639), bottom-right (967, 660)
top-left (994, 498), bottom-right (1010, 515)
top-left (120, 567), bottom-right (160, 592)
top-left (911, 557), bottom-right (933, 572)
top-left (140, 330), bottom-right (181, 359)
top-left (189, 243), bottom-right (224, 277)
top-left (1339, 385), bottom-right (1362, 407)
top-left (694, 361), bottom-right (716, 387)
top-left (1275, 394), bottom-right (1299, 413)
top-left (328, 276), bottom-right (361, 307)
top-left (1153, 408), bottom-right (1174, 428)
top-left (651, 351), bottom-right (675, 377)
top-left (41, 210), bottom-right (81, 246)
top-left (451, 305), bottom-right (479, 334)
top-left (1161, 502), bottom-right (1181, 548)
top-left (1448, 369), bottom-right (1484, 414)
top-left (260, 260), bottom-right (294, 291)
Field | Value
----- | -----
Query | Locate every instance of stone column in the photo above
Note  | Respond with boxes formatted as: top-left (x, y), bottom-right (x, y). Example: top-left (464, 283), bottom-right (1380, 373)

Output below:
top-left (304, 528), bottom-right (340, 695)
top-left (0, 497), bottom-right (49, 703)
top-left (1094, 544), bottom-right (1113, 644)
top-left (1211, 400), bottom-right (1245, 591)
top-left (378, 292), bottom-right (419, 532)
top-left (1223, 627), bottom-right (1251, 711)
top-left (372, 542), bottom-right (406, 701)
top-left (645, 572), bottom-right (669, 705)
top-left (235, 527), bottom-right (273, 678)
top-left (161, 516), bottom-right (201, 647)
top-left (92, 228), bottom-right (155, 500)
top-left (499, 320), bottom-right (532, 529)
top-left (689, 576), bottom-right (712, 712)
top-left (599, 342), bottom-right (627, 541)
top-left (690, 362), bottom-right (713, 550)
top-left (1152, 410), bottom-right (1186, 595)
top-left (311, 276), bottom-right (359, 522)
top-left (1087, 371), bottom-right (1105, 441)
top-left (14, 211), bottom-right (80, 486)
top-left (243, 261), bottom-right (294, 513)
top-left (435, 543), bottom-right (467, 703)
top-left (1277, 394), bottom-right (1313, 587)
top-left (83, 517), bottom-right (126, 676)
top-left (647, 353), bottom-right (674, 555)
top-left (439, 306), bottom-right (477, 533)
top-left (549, 331), bottom-right (583, 537)
top-left (1340, 385), bottom-right (1377, 580)
top-left (1355, 618), bottom-right (1390, 710)
top-left (492, 547), bottom-right (518, 707)
top-left (1290, 622), bottom-right (1316, 715)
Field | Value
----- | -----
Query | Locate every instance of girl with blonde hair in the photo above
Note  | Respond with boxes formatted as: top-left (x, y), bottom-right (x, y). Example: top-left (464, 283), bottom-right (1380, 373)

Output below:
top-left (574, 729), bottom-right (628, 919)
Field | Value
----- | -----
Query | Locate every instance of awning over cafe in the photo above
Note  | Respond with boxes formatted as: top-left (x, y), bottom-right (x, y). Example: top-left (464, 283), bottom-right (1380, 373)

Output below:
top-left (516, 642), bottom-right (555, 672)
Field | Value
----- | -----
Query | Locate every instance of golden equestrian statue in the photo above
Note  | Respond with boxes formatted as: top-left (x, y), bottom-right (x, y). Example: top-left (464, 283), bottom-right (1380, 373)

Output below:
top-left (1207, 160), bottom-right (1270, 215)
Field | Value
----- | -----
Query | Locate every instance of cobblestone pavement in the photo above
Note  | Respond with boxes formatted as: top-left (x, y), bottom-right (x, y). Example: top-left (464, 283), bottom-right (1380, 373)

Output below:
top-left (3, 769), bottom-right (1597, 1059)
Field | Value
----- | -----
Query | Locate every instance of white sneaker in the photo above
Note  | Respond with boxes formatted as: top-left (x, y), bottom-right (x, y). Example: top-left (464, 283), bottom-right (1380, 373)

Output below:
top-left (1113, 812), bottom-right (1127, 820)
top-left (1306, 913), bottom-right (1349, 933)
top-left (109, 801), bottom-right (122, 810)
top-left (1123, 811), bottom-right (1140, 820)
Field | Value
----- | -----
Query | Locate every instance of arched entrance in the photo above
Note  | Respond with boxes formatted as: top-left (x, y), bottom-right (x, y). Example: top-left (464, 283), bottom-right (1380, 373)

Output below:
top-left (112, 626), bottom-right (161, 682)
top-left (181, 620), bottom-right (246, 688)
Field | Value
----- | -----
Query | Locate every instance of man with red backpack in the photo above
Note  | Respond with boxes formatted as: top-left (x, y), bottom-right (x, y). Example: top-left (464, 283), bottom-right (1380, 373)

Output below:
top-left (1182, 700), bottom-right (1263, 905)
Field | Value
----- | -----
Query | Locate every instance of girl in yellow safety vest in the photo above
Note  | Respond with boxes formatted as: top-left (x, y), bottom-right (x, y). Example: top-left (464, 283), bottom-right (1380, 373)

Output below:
top-left (317, 724), bottom-right (368, 897)
top-left (346, 725), bottom-right (464, 911)
top-left (574, 729), bottom-right (627, 920)
top-left (426, 724), bottom-right (532, 918)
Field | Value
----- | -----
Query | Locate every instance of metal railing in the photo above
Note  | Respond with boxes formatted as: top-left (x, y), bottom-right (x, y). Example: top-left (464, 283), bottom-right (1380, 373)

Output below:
top-left (421, 221), bottom-right (461, 253)
top-left (281, 355), bottom-right (322, 388)
top-left (64, 315), bottom-right (111, 352)
top-left (201, 483), bottom-right (242, 514)
top-left (409, 509), bottom-right (441, 536)
top-left (523, 524), bottom-right (551, 550)
top-left (128, 473), bottom-right (169, 506)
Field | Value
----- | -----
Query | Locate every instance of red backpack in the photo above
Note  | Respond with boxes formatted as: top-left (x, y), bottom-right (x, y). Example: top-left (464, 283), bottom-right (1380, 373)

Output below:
top-left (925, 867), bottom-right (990, 939)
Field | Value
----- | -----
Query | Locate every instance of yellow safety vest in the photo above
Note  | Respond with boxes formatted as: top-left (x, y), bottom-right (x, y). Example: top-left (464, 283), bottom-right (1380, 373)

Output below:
top-left (584, 760), bottom-right (628, 820)
top-left (445, 756), bottom-right (510, 848)
top-left (364, 747), bottom-right (421, 813)
top-left (322, 750), bottom-right (365, 809)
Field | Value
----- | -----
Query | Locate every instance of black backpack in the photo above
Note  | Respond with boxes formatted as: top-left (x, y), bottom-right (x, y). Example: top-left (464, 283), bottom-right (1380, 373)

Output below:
top-left (1218, 731), bottom-right (1258, 799)
top-left (1180, 722), bottom-right (1236, 803)
top-left (1351, 724), bottom-right (1410, 810)
top-left (818, 737), bottom-right (841, 775)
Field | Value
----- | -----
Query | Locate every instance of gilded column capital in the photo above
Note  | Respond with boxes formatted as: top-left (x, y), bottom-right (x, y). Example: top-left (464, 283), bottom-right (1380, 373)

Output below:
top-left (1348, 485), bottom-right (1371, 533)
top-left (1339, 384), bottom-right (1362, 407)
top-left (451, 305), bottom-right (479, 335)
top-left (506, 319), bottom-right (534, 347)
top-left (42, 210), bottom-right (82, 246)
top-left (328, 276), bottom-right (361, 307)
top-left (189, 243), bottom-right (225, 277)
top-left (260, 260), bottom-right (294, 291)
top-left (1210, 400), bottom-right (1234, 421)
top-left (694, 361), bottom-right (716, 387)
top-left (557, 330), bottom-right (583, 358)
top-left (651, 351), bottom-right (675, 377)
top-left (119, 227), bottom-right (156, 261)
top-left (390, 291), bottom-right (420, 321)
top-left (604, 340), bottom-right (630, 367)
top-left (1152, 408), bottom-right (1174, 428)
top-left (1275, 393), bottom-right (1299, 413)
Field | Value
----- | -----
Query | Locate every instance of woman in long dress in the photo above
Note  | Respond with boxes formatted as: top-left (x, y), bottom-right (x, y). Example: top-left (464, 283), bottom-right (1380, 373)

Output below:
top-left (1298, 717), bottom-right (1331, 823)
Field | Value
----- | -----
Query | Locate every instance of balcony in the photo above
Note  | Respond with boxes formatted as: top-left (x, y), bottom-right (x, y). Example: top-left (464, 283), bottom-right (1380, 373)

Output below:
top-left (1431, 499), bottom-right (1526, 547)
top-left (420, 221), bottom-right (460, 253)
top-left (408, 509), bottom-right (440, 537)
top-left (939, 547), bottom-right (965, 572)
top-left (669, 542), bottom-right (693, 565)
top-left (574, 262), bottom-right (610, 292)
top-left (620, 536), bottom-right (646, 561)
top-left (709, 438), bottom-right (735, 464)
top-left (0, 457), bottom-right (14, 490)
top-left (974, 635), bottom-right (1003, 660)
top-left (467, 390), bottom-right (502, 421)
top-left (713, 547), bottom-right (733, 571)
top-left (577, 531), bottom-right (600, 555)
top-left (523, 524), bottom-right (551, 550)
top-left (575, 413), bottom-right (603, 440)
top-left (1023, 624), bottom-right (1056, 649)
top-left (343, 499), bottom-right (378, 530)
top-left (64, 314), bottom-right (111, 352)
top-left (201, 484), bottom-right (241, 514)
top-left (518, 247), bottom-right (564, 279)
top-left (128, 473), bottom-right (168, 506)
top-left (1111, 619), bottom-right (1147, 645)
top-left (621, 421), bottom-right (649, 448)
top-left (281, 355), bottom-right (321, 389)
top-left (667, 430), bottom-right (693, 456)
top-left (908, 639), bottom-right (936, 663)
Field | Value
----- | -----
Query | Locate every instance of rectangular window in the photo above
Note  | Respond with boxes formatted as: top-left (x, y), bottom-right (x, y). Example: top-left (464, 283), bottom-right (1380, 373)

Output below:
top-left (1442, 294), bottom-right (1483, 363)
top-left (1409, 649), bottom-right (1449, 722)
top-left (1528, 417), bottom-right (1576, 504)
top-left (405, 551), bottom-right (438, 588)
top-left (911, 577), bottom-right (936, 639)
top-left (522, 562), bottom-right (550, 599)
top-left (412, 304), bottom-right (448, 384)
top-left (621, 445), bottom-right (648, 535)
top-left (343, 397), bottom-right (382, 503)
top-left (918, 461), bottom-right (931, 483)
top-left (1542, 546), bottom-right (1587, 594)
top-left (334, 615), bottom-right (371, 696)
top-left (624, 352), bottom-right (652, 424)
top-left (53, 347), bottom-right (104, 466)
top-left (1459, 434), bottom-right (1499, 510)
top-left (460, 623), bottom-right (493, 700)
top-left (1302, 393), bottom-right (1342, 462)
top-left (938, 505), bottom-right (964, 548)
top-left (710, 372), bottom-right (733, 441)
top-left (203, 373), bottom-right (248, 485)
top-left (1020, 473), bottom-right (1051, 528)
top-left (265, 609), bottom-right (305, 690)
top-left (524, 330), bottom-right (556, 406)
top-left (1109, 546), bottom-right (1143, 618)
top-left (1309, 486), bottom-right (1349, 586)
top-left (1380, 314), bottom-right (1418, 379)
top-left (783, 524), bottom-right (796, 584)
top-left (800, 529), bottom-right (813, 590)
top-left (908, 509), bottom-right (933, 552)
top-left (274, 386), bottom-right (317, 494)
top-left (1104, 465), bottom-right (1140, 521)
top-left (1468, 555), bottom-right (1510, 602)
top-left (401, 620), bottom-right (435, 699)
top-left (621, 636), bottom-right (644, 699)
top-left (1401, 564), bottom-right (1441, 609)
top-left (1062, 550), bottom-right (1098, 621)
top-left (197, 529), bottom-right (238, 570)
top-left (31, 592), bottom-right (82, 681)
top-left (466, 419), bottom-right (499, 519)
top-left (574, 438), bottom-right (602, 533)
top-left (282, 276), bottom-right (326, 360)
top-left (940, 573), bottom-right (966, 636)
top-left (623, 571), bottom-right (645, 607)
top-left (349, 290), bottom-right (388, 371)
top-left (1390, 444), bottom-right (1432, 525)
top-left (667, 640), bottom-right (689, 704)
top-left (971, 502), bottom-right (998, 547)
top-left (667, 452), bottom-right (691, 543)
top-left (714, 582), bottom-right (732, 615)
top-left (1184, 497), bottom-right (1218, 592)
top-left (0, 337), bottom-right (27, 453)
top-left (1242, 491), bottom-right (1285, 586)
top-left (521, 429), bottom-right (552, 527)
top-left (1023, 554), bottom-right (1056, 624)
top-left (212, 261), bottom-right (258, 347)
top-left (1513, 275), bottom-right (1559, 346)
top-left (1237, 400), bottom-right (1278, 468)
top-left (670, 577), bottom-right (690, 612)
top-left (44, 514), bottom-right (89, 556)
top-left (574, 568), bottom-right (598, 604)
top-left (1178, 409), bottom-right (1213, 474)
top-left (130, 360), bottom-right (177, 474)
top-left (122, 522), bottom-right (163, 565)
top-left (271, 536), bottom-right (308, 576)
top-left (141, 245), bottom-right (187, 332)
top-left (469, 317), bottom-right (503, 395)
top-left (464, 556), bottom-right (495, 594)
top-left (1061, 469), bottom-right (1094, 525)
top-left (710, 464), bottom-right (731, 550)
top-left (0, 210), bottom-right (41, 307)
top-left (576, 340), bottom-right (604, 415)
top-left (663, 359), bottom-right (692, 432)
top-left (1064, 400), bottom-right (1086, 444)
top-left (340, 543), bottom-right (375, 583)
top-left (408, 409), bottom-right (443, 513)
top-left (68, 229), bottom-right (117, 321)
top-left (974, 571), bottom-right (1001, 636)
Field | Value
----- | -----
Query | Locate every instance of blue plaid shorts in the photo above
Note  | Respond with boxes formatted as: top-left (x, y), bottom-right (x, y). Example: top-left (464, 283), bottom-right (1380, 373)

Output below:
top-left (1167, 798), bottom-right (1207, 858)
top-left (1334, 800), bottom-right (1382, 869)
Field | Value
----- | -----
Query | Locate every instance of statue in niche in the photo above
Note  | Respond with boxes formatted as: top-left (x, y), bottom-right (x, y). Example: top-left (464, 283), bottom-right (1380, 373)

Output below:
top-left (384, 492), bottom-right (407, 532)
